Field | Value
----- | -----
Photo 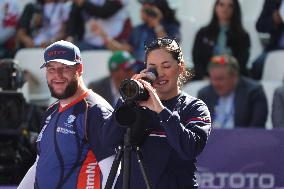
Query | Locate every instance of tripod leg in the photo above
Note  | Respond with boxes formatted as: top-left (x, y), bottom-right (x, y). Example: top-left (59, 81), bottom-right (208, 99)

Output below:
top-left (104, 146), bottom-right (123, 189)
top-left (122, 129), bottom-right (131, 189)
top-left (134, 146), bottom-right (153, 189)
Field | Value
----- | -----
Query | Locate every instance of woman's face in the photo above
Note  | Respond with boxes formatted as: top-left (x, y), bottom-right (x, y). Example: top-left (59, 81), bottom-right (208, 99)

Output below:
top-left (146, 48), bottom-right (184, 100)
top-left (215, 0), bottom-right (234, 24)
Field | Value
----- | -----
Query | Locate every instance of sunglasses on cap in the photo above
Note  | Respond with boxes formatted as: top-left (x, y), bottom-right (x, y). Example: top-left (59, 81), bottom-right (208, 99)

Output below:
top-left (144, 37), bottom-right (181, 52)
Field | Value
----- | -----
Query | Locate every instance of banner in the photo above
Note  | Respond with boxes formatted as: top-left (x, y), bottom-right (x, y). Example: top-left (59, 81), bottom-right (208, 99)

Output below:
top-left (197, 128), bottom-right (284, 189)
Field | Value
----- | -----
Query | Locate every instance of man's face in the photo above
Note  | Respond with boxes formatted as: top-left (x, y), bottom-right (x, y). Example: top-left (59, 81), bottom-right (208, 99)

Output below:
top-left (45, 61), bottom-right (79, 99)
top-left (209, 66), bottom-right (238, 97)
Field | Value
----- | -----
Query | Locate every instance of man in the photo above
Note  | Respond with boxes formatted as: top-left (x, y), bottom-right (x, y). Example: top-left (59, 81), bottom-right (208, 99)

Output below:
top-left (198, 54), bottom-right (268, 128)
top-left (88, 50), bottom-right (139, 106)
top-left (18, 40), bottom-right (114, 189)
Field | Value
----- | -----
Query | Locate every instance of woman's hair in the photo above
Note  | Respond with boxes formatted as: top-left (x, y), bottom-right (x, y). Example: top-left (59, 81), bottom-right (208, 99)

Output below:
top-left (206, 0), bottom-right (246, 38)
top-left (142, 0), bottom-right (180, 26)
top-left (144, 37), bottom-right (192, 86)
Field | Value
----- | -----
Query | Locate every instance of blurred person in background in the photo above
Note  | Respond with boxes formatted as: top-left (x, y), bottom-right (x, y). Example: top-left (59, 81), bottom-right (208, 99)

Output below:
top-left (88, 50), bottom-right (140, 106)
top-left (272, 84), bottom-right (284, 128)
top-left (17, 0), bottom-right (71, 48)
top-left (0, 0), bottom-right (19, 58)
top-left (198, 54), bottom-right (268, 128)
top-left (94, 0), bottom-right (180, 63)
top-left (65, 0), bottom-right (132, 50)
top-left (192, 0), bottom-right (250, 80)
top-left (251, 0), bottom-right (284, 80)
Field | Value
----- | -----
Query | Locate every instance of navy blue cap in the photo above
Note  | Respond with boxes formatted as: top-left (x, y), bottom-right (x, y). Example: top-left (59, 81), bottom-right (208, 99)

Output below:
top-left (40, 40), bottom-right (82, 68)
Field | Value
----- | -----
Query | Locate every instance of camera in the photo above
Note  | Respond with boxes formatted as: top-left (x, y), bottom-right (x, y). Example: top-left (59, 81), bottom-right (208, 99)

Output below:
top-left (115, 68), bottom-right (158, 145)
top-left (0, 59), bottom-right (25, 90)
top-left (119, 68), bottom-right (158, 101)
top-left (0, 59), bottom-right (42, 184)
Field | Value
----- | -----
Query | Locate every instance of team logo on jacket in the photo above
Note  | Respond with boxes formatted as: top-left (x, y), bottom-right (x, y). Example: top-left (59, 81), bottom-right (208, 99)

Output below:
top-left (57, 115), bottom-right (76, 135)
top-left (64, 115), bottom-right (76, 128)
top-left (67, 115), bottom-right (76, 124)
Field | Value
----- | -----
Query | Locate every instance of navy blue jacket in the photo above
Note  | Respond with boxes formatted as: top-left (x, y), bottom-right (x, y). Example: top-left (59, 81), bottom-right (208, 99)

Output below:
top-left (101, 92), bottom-right (211, 189)
top-left (35, 91), bottom-right (114, 189)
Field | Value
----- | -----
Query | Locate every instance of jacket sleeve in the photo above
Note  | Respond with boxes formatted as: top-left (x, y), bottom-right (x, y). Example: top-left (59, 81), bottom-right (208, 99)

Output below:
top-left (230, 31), bottom-right (251, 76)
top-left (158, 98), bottom-right (211, 160)
top-left (249, 84), bottom-right (268, 127)
top-left (256, 0), bottom-right (278, 33)
top-left (100, 99), bottom-right (127, 149)
top-left (87, 104), bottom-right (116, 161)
top-left (192, 28), bottom-right (213, 80)
top-left (66, 3), bottom-right (84, 39)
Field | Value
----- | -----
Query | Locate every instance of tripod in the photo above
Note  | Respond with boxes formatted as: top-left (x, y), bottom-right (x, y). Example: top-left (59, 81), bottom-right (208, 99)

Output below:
top-left (104, 128), bottom-right (153, 189)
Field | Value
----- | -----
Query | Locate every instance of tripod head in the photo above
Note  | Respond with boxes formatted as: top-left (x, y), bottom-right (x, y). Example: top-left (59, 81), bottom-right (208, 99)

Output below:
top-left (114, 101), bottom-right (153, 146)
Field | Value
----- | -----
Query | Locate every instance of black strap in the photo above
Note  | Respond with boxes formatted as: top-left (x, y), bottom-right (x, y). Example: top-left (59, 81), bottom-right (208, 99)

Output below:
top-left (55, 101), bottom-right (88, 188)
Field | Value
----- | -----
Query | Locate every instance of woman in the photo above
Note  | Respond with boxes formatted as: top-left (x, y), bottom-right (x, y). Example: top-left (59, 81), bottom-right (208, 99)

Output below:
top-left (192, 0), bottom-right (250, 80)
top-left (102, 37), bottom-right (211, 189)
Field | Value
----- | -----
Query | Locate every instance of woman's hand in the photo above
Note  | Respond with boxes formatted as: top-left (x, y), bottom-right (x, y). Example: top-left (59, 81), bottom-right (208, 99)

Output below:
top-left (131, 71), bottom-right (164, 113)
top-left (137, 79), bottom-right (164, 113)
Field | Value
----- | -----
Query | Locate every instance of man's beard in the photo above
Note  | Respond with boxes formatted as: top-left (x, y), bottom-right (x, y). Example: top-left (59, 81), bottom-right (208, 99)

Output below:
top-left (48, 77), bottom-right (78, 99)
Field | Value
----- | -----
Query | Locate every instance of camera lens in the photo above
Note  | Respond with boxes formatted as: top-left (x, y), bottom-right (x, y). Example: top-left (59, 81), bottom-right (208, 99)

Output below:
top-left (120, 80), bottom-right (139, 99)
top-left (119, 68), bottom-right (158, 101)
top-left (119, 79), bottom-right (148, 101)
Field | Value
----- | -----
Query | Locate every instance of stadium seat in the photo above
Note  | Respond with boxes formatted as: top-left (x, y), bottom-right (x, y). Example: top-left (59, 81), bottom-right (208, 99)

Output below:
top-left (243, 20), bottom-right (263, 68)
top-left (262, 50), bottom-right (284, 81)
top-left (81, 50), bottom-right (112, 85)
top-left (182, 80), bottom-right (209, 98)
top-left (260, 80), bottom-right (282, 129)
